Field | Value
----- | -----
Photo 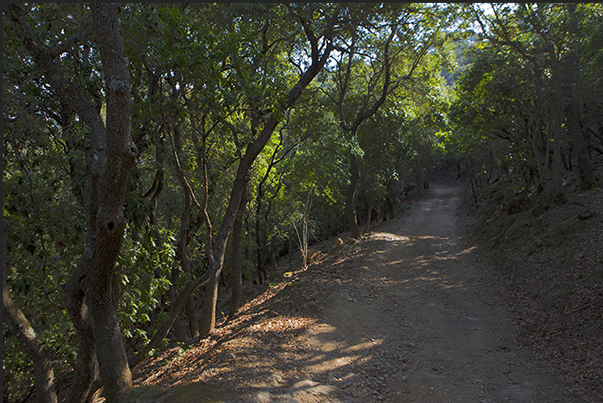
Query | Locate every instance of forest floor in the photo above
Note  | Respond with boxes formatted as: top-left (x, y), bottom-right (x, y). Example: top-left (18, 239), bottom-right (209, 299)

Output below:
top-left (127, 172), bottom-right (600, 402)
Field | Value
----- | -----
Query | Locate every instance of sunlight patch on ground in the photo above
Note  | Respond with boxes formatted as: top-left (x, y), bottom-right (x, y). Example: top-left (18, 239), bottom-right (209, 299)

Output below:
top-left (345, 338), bottom-right (384, 352)
top-left (371, 232), bottom-right (410, 241)
top-left (411, 235), bottom-right (449, 241)
top-left (457, 246), bottom-right (477, 255)
top-left (399, 275), bottom-right (443, 285)
top-left (305, 353), bottom-right (359, 373)
top-left (247, 315), bottom-right (311, 334)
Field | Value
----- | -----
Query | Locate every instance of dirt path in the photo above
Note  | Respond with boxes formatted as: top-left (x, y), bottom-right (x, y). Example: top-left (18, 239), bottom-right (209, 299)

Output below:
top-left (132, 182), bottom-right (576, 402)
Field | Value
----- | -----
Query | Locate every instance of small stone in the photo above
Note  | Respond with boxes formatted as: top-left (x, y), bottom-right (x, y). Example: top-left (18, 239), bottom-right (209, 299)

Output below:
top-left (255, 391), bottom-right (272, 403)
top-left (293, 379), bottom-right (317, 389)
top-left (269, 373), bottom-right (284, 386)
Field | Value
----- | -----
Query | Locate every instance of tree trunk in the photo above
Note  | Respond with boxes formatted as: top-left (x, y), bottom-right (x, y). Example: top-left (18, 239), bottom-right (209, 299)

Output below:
top-left (4, 5), bottom-right (106, 398)
top-left (228, 189), bottom-right (247, 319)
top-left (255, 187), bottom-right (267, 284)
top-left (186, 294), bottom-right (199, 338)
top-left (171, 124), bottom-right (201, 339)
top-left (196, 26), bottom-right (337, 335)
top-left (529, 113), bottom-right (548, 194)
top-left (168, 273), bottom-right (189, 341)
top-left (464, 157), bottom-right (479, 205)
top-left (347, 152), bottom-right (362, 239)
top-left (364, 195), bottom-right (374, 234)
top-left (145, 167), bottom-right (164, 232)
top-left (539, 30), bottom-right (565, 202)
top-left (288, 235), bottom-right (294, 268)
top-left (416, 156), bottom-right (426, 198)
top-left (385, 179), bottom-right (395, 220)
top-left (550, 65), bottom-right (565, 202)
top-left (77, 6), bottom-right (136, 401)
top-left (566, 94), bottom-right (598, 190)
top-left (3, 276), bottom-right (58, 403)
top-left (293, 189), bottom-right (312, 269)
top-left (200, 272), bottom-right (220, 336)
top-left (564, 4), bottom-right (599, 191)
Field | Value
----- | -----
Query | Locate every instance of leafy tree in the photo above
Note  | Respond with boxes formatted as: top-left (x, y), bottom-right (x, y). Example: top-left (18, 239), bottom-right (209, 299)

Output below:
top-left (462, 3), bottom-right (602, 203)
top-left (128, 2), bottom-right (343, 355)
top-left (322, 3), bottom-right (455, 238)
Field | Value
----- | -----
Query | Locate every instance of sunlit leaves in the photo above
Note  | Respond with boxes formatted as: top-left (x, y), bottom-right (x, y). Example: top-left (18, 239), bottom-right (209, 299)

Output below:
top-left (117, 226), bottom-right (176, 346)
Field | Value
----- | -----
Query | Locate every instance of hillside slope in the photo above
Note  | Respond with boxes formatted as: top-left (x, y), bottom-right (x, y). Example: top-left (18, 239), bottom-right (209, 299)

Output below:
top-left (461, 155), bottom-right (603, 402)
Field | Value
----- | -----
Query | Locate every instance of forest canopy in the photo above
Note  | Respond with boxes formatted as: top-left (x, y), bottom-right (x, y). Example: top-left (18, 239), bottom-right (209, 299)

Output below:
top-left (3, 3), bottom-right (602, 402)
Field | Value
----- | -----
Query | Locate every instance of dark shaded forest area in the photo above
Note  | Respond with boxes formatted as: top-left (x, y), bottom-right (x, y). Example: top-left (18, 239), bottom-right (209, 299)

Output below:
top-left (3, 3), bottom-right (602, 402)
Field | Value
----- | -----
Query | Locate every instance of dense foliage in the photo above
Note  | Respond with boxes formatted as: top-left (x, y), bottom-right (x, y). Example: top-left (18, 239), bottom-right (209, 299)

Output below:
top-left (3, 3), bottom-right (601, 402)
top-left (450, 3), bottom-right (603, 203)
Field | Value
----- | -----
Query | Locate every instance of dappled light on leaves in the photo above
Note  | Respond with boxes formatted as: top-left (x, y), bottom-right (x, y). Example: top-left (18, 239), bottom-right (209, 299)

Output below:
top-left (4, 3), bottom-right (603, 402)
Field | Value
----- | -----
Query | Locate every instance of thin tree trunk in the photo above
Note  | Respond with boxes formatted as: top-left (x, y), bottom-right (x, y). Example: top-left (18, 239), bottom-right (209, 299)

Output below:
top-left (365, 195), bottom-right (374, 234)
top-left (228, 189), bottom-right (247, 319)
top-left (170, 124), bottom-right (203, 339)
top-left (416, 156), bottom-right (426, 198)
top-left (255, 186), bottom-right (267, 284)
top-left (386, 179), bottom-right (395, 220)
top-left (145, 168), bottom-right (164, 230)
top-left (567, 94), bottom-right (597, 190)
top-left (464, 157), bottom-right (479, 205)
top-left (288, 236), bottom-right (294, 268)
top-left (293, 189), bottom-right (312, 269)
top-left (168, 277), bottom-right (189, 341)
top-left (550, 62), bottom-right (564, 201)
top-left (347, 152), bottom-right (362, 239)
top-left (253, 136), bottom-right (291, 284)
top-left (529, 114), bottom-right (548, 194)
top-left (537, 25), bottom-right (565, 202)
top-left (64, 279), bottom-right (99, 403)
top-left (186, 293), bottom-right (199, 338)
top-left (3, 276), bottom-right (58, 403)
top-left (564, 4), bottom-right (598, 191)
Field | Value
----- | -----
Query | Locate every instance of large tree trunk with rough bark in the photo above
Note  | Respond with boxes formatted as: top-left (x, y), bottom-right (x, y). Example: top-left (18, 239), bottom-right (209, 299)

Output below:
top-left (75, 5), bottom-right (136, 401)
top-left (6, 4), bottom-right (136, 401)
